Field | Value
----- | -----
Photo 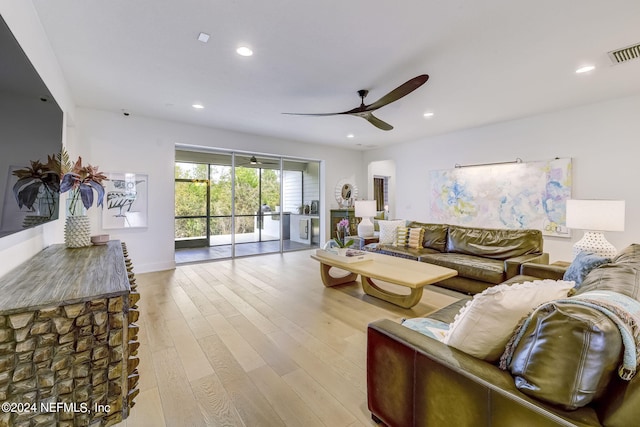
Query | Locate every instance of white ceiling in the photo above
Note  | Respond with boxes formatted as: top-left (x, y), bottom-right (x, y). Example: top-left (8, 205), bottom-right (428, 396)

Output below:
top-left (31, 0), bottom-right (640, 149)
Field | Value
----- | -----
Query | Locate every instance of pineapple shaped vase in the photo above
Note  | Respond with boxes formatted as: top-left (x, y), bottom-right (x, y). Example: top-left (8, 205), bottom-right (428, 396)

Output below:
top-left (64, 196), bottom-right (91, 248)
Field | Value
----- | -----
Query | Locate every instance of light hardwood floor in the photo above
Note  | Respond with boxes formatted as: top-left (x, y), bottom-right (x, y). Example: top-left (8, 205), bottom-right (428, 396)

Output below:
top-left (118, 249), bottom-right (461, 427)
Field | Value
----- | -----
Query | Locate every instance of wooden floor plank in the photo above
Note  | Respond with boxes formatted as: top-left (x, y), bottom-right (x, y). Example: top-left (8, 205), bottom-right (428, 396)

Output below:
top-left (283, 368), bottom-right (357, 427)
top-left (150, 347), bottom-right (203, 426)
top-left (164, 315), bottom-right (214, 382)
top-left (191, 373), bottom-right (246, 427)
top-left (205, 313), bottom-right (266, 372)
top-left (198, 334), bottom-right (286, 426)
top-left (120, 387), bottom-right (166, 427)
top-left (248, 365), bottom-right (325, 427)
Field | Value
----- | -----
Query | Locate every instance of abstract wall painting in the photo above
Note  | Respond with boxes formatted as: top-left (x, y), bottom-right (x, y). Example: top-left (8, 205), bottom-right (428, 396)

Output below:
top-left (429, 158), bottom-right (572, 237)
top-left (102, 173), bottom-right (148, 229)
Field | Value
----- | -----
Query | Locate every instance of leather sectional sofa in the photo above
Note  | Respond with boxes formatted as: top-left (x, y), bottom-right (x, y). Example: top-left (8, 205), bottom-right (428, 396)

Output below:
top-left (367, 244), bottom-right (640, 426)
top-left (366, 222), bottom-right (549, 294)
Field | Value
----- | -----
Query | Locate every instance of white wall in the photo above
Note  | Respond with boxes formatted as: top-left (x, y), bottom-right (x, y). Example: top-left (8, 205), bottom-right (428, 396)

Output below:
top-left (364, 95), bottom-right (640, 262)
top-left (74, 108), bottom-right (365, 273)
top-left (0, 1), bottom-right (75, 277)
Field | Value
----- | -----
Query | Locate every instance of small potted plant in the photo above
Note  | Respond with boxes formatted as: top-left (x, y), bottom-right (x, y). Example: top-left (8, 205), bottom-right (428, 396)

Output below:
top-left (334, 218), bottom-right (354, 249)
top-left (59, 155), bottom-right (108, 248)
top-left (12, 154), bottom-right (61, 223)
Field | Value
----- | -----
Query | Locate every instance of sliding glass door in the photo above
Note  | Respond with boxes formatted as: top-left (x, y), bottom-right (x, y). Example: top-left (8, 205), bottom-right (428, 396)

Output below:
top-left (233, 154), bottom-right (282, 256)
top-left (174, 150), bottom-right (320, 261)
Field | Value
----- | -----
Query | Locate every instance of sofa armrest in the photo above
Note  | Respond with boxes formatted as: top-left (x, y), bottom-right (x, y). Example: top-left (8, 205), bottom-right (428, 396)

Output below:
top-left (519, 262), bottom-right (567, 280)
top-left (368, 319), bottom-right (517, 389)
top-left (367, 319), bottom-right (599, 426)
top-left (504, 253), bottom-right (549, 279)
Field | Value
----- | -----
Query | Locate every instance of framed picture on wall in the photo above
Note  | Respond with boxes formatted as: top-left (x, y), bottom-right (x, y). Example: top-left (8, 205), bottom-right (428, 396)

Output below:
top-left (102, 172), bottom-right (148, 229)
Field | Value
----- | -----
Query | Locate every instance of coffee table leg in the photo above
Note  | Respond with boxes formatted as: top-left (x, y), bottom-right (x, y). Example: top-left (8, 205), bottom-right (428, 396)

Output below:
top-left (319, 263), bottom-right (358, 287)
top-left (361, 276), bottom-right (424, 308)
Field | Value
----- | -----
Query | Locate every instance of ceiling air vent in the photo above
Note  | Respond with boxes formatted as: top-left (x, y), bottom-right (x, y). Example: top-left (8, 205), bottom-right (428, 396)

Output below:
top-left (608, 42), bottom-right (640, 64)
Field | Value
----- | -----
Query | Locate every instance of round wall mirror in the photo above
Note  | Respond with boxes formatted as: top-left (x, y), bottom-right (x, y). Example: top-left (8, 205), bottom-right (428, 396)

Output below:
top-left (335, 179), bottom-right (358, 207)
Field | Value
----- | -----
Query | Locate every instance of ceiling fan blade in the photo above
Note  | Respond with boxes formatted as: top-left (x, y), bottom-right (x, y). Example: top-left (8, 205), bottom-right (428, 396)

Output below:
top-left (365, 74), bottom-right (429, 111)
top-left (282, 112), bottom-right (344, 117)
top-left (362, 113), bottom-right (393, 131)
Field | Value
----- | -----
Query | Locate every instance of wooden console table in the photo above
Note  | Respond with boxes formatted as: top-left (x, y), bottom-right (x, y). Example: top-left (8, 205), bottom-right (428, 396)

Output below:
top-left (0, 241), bottom-right (140, 426)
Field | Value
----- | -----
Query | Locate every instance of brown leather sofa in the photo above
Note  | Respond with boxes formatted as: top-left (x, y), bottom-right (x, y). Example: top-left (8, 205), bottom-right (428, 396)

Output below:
top-left (367, 222), bottom-right (549, 294)
top-left (367, 244), bottom-right (640, 426)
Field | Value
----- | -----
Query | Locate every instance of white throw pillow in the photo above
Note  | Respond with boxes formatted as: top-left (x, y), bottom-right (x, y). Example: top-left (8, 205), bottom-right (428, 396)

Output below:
top-left (378, 220), bottom-right (405, 244)
top-left (442, 279), bottom-right (574, 362)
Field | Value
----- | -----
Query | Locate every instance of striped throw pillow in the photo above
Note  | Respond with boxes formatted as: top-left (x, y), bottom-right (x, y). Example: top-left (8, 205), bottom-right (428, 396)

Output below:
top-left (407, 227), bottom-right (425, 249)
top-left (395, 226), bottom-right (409, 247)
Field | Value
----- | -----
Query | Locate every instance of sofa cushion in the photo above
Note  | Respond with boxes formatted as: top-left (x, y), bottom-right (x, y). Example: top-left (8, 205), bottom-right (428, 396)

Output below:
top-left (406, 221), bottom-right (448, 252)
top-left (446, 225), bottom-right (543, 260)
top-left (563, 251), bottom-right (611, 287)
top-left (421, 253), bottom-right (505, 284)
top-left (377, 244), bottom-right (439, 261)
top-left (378, 219), bottom-right (405, 244)
top-left (613, 243), bottom-right (640, 264)
top-left (508, 302), bottom-right (623, 410)
top-left (442, 279), bottom-right (574, 361)
top-left (576, 244), bottom-right (640, 299)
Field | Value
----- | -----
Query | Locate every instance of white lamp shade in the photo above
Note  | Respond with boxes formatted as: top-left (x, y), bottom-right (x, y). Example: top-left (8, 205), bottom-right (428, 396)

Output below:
top-left (355, 200), bottom-right (377, 237)
top-left (566, 199), bottom-right (625, 232)
top-left (355, 200), bottom-right (377, 218)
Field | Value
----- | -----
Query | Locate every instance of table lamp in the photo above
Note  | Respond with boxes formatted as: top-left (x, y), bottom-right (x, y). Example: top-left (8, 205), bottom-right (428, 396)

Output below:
top-left (566, 199), bottom-right (625, 258)
top-left (355, 200), bottom-right (377, 238)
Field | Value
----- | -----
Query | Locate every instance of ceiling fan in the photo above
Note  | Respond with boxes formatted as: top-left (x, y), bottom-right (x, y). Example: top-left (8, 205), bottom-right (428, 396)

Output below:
top-left (237, 155), bottom-right (279, 166)
top-left (283, 74), bottom-right (429, 131)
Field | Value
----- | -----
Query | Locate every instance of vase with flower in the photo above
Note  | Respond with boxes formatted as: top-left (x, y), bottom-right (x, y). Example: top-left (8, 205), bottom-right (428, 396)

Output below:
top-left (323, 218), bottom-right (355, 253)
top-left (11, 154), bottom-right (61, 227)
top-left (60, 156), bottom-right (107, 248)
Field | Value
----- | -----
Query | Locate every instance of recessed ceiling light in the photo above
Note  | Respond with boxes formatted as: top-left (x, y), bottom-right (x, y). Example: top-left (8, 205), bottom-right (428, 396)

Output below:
top-left (197, 32), bottom-right (210, 43)
top-left (575, 65), bottom-right (595, 74)
top-left (423, 112), bottom-right (435, 118)
top-left (236, 46), bottom-right (253, 57)
top-left (192, 104), bottom-right (204, 109)
top-left (347, 133), bottom-right (355, 138)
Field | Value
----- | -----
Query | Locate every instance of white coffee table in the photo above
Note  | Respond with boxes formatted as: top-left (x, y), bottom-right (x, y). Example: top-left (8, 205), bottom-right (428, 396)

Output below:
top-left (310, 251), bottom-right (457, 308)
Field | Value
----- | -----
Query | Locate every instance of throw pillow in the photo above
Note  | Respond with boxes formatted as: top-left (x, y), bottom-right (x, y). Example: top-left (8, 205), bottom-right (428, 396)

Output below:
top-left (507, 301), bottom-right (622, 410)
top-left (395, 226), bottom-right (409, 247)
top-left (563, 251), bottom-right (611, 287)
top-left (407, 227), bottom-right (424, 249)
top-left (442, 279), bottom-right (575, 361)
top-left (378, 220), bottom-right (405, 244)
